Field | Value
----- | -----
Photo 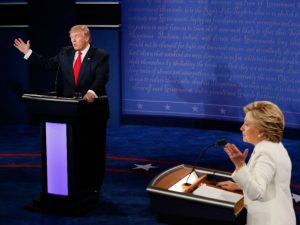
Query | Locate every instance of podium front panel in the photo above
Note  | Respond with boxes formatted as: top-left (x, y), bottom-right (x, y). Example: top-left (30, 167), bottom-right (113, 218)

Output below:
top-left (45, 122), bottom-right (68, 196)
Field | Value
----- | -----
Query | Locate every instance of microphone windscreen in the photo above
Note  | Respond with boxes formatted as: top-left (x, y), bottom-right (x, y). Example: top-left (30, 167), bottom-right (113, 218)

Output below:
top-left (215, 139), bottom-right (227, 147)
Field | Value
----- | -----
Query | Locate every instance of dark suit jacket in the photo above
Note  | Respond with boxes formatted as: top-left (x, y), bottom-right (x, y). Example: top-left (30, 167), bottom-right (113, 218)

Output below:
top-left (28, 46), bottom-right (109, 98)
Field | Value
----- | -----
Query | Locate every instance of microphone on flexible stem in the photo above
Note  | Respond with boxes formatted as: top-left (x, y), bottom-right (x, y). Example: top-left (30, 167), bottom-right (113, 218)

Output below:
top-left (182, 139), bottom-right (227, 187)
top-left (54, 64), bottom-right (60, 96)
top-left (46, 64), bottom-right (60, 97)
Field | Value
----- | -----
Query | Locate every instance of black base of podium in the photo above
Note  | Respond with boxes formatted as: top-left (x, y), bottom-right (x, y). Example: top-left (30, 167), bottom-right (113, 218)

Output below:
top-left (21, 94), bottom-right (109, 216)
top-left (24, 192), bottom-right (101, 216)
top-left (156, 209), bottom-right (247, 225)
top-left (157, 214), bottom-right (227, 225)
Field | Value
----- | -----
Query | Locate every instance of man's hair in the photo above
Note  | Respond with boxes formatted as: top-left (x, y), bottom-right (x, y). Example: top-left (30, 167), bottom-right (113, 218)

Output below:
top-left (69, 25), bottom-right (91, 42)
top-left (244, 101), bottom-right (284, 143)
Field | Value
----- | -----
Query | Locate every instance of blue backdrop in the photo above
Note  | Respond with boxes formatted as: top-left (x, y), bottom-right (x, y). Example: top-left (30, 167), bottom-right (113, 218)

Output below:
top-left (121, 0), bottom-right (300, 128)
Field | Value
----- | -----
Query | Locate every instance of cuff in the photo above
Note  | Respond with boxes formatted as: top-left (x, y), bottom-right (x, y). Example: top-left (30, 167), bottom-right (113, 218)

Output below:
top-left (87, 90), bottom-right (98, 98)
top-left (232, 165), bottom-right (248, 188)
top-left (24, 49), bottom-right (32, 60)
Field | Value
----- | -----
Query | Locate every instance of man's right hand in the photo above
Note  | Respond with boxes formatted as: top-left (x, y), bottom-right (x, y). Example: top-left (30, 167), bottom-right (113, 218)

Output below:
top-left (13, 38), bottom-right (30, 55)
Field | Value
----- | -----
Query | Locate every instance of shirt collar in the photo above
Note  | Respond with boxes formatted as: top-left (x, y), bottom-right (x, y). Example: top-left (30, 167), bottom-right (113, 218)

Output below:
top-left (75, 44), bottom-right (90, 60)
top-left (80, 44), bottom-right (90, 56)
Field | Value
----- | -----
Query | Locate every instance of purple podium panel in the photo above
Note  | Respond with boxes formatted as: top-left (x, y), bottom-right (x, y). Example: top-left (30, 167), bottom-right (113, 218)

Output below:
top-left (45, 122), bottom-right (68, 196)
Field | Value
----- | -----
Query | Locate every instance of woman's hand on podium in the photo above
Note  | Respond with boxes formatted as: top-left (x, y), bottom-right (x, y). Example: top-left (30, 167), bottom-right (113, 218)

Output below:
top-left (216, 180), bottom-right (241, 191)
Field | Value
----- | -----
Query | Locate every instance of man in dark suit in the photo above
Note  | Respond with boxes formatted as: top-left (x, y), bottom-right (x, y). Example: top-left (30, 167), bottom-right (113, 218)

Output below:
top-left (14, 25), bottom-right (109, 198)
top-left (14, 24), bottom-right (109, 102)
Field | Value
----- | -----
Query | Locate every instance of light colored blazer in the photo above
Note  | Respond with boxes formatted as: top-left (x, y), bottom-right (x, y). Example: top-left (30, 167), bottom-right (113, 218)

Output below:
top-left (232, 140), bottom-right (296, 225)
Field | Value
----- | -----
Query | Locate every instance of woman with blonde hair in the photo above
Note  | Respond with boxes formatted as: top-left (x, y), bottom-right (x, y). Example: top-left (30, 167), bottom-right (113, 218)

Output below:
top-left (217, 101), bottom-right (296, 225)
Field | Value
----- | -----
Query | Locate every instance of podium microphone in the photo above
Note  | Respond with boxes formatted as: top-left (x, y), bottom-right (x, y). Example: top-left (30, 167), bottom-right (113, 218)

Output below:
top-left (182, 139), bottom-right (227, 187)
top-left (44, 64), bottom-right (60, 97)
top-left (53, 64), bottom-right (60, 96)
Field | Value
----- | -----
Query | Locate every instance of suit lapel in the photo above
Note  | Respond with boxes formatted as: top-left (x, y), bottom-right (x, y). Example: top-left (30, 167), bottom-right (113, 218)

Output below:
top-left (66, 49), bottom-right (76, 86)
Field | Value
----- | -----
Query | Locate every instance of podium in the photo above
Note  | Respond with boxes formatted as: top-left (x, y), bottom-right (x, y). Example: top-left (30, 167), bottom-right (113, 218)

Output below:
top-left (147, 164), bottom-right (246, 225)
top-left (22, 93), bottom-right (109, 215)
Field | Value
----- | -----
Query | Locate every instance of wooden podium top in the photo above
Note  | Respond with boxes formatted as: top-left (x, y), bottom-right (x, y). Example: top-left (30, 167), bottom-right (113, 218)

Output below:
top-left (147, 164), bottom-right (244, 217)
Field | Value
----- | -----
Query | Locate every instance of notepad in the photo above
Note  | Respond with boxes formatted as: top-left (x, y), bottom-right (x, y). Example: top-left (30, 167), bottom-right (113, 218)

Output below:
top-left (193, 184), bottom-right (243, 203)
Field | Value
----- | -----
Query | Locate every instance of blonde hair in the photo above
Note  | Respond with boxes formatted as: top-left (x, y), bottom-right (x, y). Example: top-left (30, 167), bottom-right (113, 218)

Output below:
top-left (69, 25), bottom-right (91, 42)
top-left (244, 101), bottom-right (284, 143)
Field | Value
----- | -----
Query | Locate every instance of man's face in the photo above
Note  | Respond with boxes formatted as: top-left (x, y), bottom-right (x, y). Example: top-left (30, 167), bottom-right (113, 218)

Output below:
top-left (70, 30), bottom-right (89, 51)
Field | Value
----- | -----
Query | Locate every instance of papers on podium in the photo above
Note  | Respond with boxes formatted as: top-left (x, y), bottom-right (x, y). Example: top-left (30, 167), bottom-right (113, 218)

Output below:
top-left (167, 170), bottom-right (243, 204)
top-left (193, 183), bottom-right (243, 204)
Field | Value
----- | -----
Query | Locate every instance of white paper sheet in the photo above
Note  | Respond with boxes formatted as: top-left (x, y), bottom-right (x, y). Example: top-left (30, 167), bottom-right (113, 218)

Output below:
top-left (193, 184), bottom-right (243, 203)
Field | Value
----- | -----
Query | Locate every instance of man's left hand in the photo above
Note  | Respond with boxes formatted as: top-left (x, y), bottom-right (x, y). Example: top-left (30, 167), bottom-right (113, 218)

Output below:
top-left (83, 92), bottom-right (96, 103)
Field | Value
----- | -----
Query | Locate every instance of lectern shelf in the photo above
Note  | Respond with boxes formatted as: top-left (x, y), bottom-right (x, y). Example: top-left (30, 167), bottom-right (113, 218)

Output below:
top-left (147, 164), bottom-right (245, 224)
